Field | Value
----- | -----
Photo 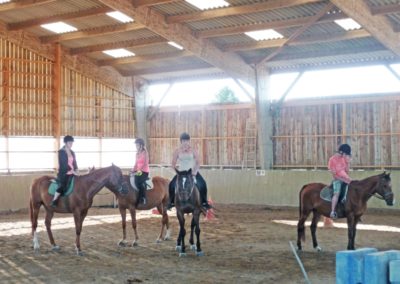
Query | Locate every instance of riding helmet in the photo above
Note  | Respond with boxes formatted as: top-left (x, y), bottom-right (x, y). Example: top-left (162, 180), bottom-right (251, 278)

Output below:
top-left (135, 138), bottom-right (145, 146)
top-left (63, 135), bottom-right (74, 143)
top-left (180, 132), bottom-right (190, 141)
top-left (338, 144), bottom-right (351, 156)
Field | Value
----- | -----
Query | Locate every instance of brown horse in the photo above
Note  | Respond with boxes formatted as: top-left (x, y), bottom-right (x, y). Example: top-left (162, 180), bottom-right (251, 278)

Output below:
top-left (297, 172), bottom-right (394, 251)
top-left (114, 174), bottom-right (171, 246)
top-left (29, 165), bottom-right (127, 255)
top-left (174, 169), bottom-right (206, 257)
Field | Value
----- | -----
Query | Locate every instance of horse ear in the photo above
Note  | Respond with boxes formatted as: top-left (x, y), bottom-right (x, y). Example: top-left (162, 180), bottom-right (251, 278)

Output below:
top-left (188, 168), bottom-right (192, 175)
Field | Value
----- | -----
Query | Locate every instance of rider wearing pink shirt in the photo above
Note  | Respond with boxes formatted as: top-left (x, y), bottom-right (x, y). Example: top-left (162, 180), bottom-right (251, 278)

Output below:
top-left (131, 138), bottom-right (149, 205)
top-left (328, 144), bottom-right (352, 219)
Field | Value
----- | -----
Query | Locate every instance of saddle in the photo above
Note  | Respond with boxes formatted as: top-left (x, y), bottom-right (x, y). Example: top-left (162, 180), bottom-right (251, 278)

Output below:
top-left (48, 177), bottom-right (75, 196)
top-left (320, 182), bottom-right (348, 218)
top-left (129, 175), bottom-right (153, 191)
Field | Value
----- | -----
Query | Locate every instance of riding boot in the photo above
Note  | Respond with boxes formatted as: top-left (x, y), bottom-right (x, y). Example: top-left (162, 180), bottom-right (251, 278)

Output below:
top-left (51, 191), bottom-right (61, 208)
top-left (200, 191), bottom-right (211, 209)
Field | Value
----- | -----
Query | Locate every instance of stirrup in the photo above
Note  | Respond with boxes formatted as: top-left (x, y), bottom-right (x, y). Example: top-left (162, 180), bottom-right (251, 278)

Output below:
top-left (202, 202), bottom-right (211, 210)
top-left (330, 211), bottom-right (338, 219)
top-left (50, 200), bottom-right (58, 208)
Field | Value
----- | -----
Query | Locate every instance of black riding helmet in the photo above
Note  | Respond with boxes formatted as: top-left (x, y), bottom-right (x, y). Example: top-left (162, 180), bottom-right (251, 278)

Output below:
top-left (180, 132), bottom-right (190, 141)
top-left (135, 138), bottom-right (145, 146)
top-left (338, 144), bottom-right (351, 156)
top-left (63, 135), bottom-right (74, 143)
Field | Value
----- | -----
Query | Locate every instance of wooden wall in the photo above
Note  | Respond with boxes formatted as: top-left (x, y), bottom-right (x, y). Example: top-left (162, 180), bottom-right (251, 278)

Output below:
top-left (148, 94), bottom-right (400, 169)
top-left (148, 104), bottom-right (256, 167)
top-left (0, 36), bottom-right (134, 138)
top-left (274, 95), bottom-right (400, 169)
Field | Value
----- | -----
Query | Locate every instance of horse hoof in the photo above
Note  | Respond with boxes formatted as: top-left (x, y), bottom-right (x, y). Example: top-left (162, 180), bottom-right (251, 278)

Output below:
top-left (315, 246), bottom-right (322, 252)
top-left (156, 239), bottom-right (162, 244)
top-left (190, 245), bottom-right (196, 251)
top-left (118, 240), bottom-right (127, 247)
top-left (175, 245), bottom-right (182, 252)
top-left (132, 241), bottom-right (138, 247)
top-left (179, 252), bottom-right (187, 257)
top-left (76, 251), bottom-right (84, 256)
top-left (196, 251), bottom-right (204, 257)
top-left (52, 245), bottom-right (60, 252)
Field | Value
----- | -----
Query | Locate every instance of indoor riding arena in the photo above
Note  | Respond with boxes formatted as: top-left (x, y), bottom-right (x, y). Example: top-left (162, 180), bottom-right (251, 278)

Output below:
top-left (1, 1), bottom-right (400, 283)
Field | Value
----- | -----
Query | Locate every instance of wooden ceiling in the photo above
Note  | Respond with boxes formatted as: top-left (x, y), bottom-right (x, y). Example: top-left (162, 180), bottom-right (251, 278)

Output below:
top-left (1, 0), bottom-right (400, 85)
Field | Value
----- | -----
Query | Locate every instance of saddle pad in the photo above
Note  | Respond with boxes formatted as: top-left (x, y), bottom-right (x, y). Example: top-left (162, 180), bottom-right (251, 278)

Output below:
top-left (129, 176), bottom-right (153, 191)
top-left (320, 184), bottom-right (348, 203)
top-left (320, 186), bottom-right (332, 202)
top-left (48, 177), bottom-right (75, 196)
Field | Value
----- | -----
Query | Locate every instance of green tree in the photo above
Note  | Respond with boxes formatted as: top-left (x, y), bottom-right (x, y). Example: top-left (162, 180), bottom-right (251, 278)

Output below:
top-left (214, 86), bottom-right (239, 104)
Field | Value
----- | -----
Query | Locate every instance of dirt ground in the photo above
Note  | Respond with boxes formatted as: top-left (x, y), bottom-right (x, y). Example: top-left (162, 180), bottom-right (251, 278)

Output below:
top-left (1, 204), bottom-right (399, 284)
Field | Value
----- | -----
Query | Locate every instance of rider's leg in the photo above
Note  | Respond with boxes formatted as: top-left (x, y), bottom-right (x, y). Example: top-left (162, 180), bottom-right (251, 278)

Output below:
top-left (196, 173), bottom-right (211, 209)
top-left (135, 174), bottom-right (147, 205)
top-left (330, 180), bottom-right (341, 218)
top-left (167, 175), bottom-right (177, 209)
top-left (51, 174), bottom-right (69, 207)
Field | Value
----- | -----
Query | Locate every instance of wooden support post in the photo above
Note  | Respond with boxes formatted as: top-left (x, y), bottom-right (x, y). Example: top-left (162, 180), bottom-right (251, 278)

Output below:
top-left (52, 43), bottom-right (61, 168)
top-left (133, 76), bottom-right (148, 141)
top-left (2, 58), bottom-right (9, 136)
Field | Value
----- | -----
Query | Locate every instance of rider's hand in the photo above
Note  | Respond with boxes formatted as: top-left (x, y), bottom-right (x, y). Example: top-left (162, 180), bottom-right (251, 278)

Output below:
top-left (135, 170), bottom-right (142, 176)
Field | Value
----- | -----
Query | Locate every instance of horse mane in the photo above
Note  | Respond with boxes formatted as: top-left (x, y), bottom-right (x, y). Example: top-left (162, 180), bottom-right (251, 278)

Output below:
top-left (349, 172), bottom-right (390, 191)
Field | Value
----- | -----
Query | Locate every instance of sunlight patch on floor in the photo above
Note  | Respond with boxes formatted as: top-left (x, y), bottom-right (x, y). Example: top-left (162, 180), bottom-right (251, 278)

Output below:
top-left (273, 220), bottom-right (400, 233)
top-left (0, 209), bottom-right (174, 237)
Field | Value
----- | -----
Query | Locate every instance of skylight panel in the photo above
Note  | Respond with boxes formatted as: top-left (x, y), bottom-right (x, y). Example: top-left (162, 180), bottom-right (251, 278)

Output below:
top-left (102, 49), bottom-right (135, 58)
top-left (185, 0), bottom-right (229, 10)
top-left (168, 41), bottom-right (184, 50)
top-left (106, 11), bottom-right (134, 23)
top-left (41, 22), bottom-right (77, 34)
top-left (245, 29), bottom-right (284, 41)
top-left (0, 0), bottom-right (11, 4)
top-left (334, 18), bottom-right (361, 31)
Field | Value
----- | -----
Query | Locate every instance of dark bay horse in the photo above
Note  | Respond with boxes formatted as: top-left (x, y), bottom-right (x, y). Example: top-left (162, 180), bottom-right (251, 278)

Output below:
top-left (29, 165), bottom-right (127, 255)
top-left (174, 169), bottom-right (206, 257)
top-left (115, 175), bottom-right (171, 246)
top-left (297, 172), bottom-right (394, 251)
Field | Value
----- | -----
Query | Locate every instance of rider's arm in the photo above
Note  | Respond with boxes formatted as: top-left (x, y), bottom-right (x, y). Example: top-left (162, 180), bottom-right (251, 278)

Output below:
top-left (192, 149), bottom-right (200, 175)
top-left (171, 148), bottom-right (179, 169)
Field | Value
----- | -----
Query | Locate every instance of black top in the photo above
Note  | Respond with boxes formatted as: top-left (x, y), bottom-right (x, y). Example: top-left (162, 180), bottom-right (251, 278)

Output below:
top-left (58, 146), bottom-right (78, 177)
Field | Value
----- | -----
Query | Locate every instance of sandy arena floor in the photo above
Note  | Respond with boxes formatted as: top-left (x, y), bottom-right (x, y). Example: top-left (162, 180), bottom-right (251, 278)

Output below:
top-left (1, 204), bottom-right (399, 283)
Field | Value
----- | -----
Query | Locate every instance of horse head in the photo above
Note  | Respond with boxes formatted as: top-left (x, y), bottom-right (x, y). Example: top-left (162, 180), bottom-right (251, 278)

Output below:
top-left (375, 172), bottom-right (394, 206)
top-left (175, 168), bottom-right (196, 203)
top-left (102, 165), bottom-right (128, 195)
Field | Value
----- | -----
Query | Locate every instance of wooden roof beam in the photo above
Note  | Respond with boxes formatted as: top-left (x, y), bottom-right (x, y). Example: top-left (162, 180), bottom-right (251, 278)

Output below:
top-left (8, 6), bottom-right (113, 30)
top-left (98, 50), bottom-right (192, 66)
top-left (70, 36), bottom-right (166, 55)
top-left (133, 0), bottom-right (178, 7)
top-left (197, 12), bottom-right (345, 39)
top-left (167, 0), bottom-right (324, 24)
top-left (98, 0), bottom-right (255, 85)
top-left (40, 22), bottom-right (145, 43)
top-left (223, 29), bottom-right (370, 52)
top-left (121, 62), bottom-right (213, 76)
top-left (0, 0), bottom-right (56, 12)
top-left (370, 3), bottom-right (400, 16)
top-left (331, 0), bottom-right (400, 56)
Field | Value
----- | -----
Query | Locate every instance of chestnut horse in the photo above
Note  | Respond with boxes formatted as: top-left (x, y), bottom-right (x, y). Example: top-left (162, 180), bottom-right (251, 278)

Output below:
top-left (174, 169), bottom-right (206, 257)
top-left (114, 174), bottom-right (171, 246)
top-left (297, 172), bottom-right (394, 251)
top-left (29, 165), bottom-right (127, 255)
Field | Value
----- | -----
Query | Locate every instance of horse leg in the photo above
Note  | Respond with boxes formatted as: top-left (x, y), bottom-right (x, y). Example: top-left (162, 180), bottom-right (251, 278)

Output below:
top-left (118, 207), bottom-right (128, 247)
top-left (73, 211), bottom-right (86, 256)
top-left (310, 211), bottom-right (322, 252)
top-left (156, 204), bottom-right (170, 243)
top-left (297, 210), bottom-right (311, 251)
top-left (189, 216), bottom-right (196, 251)
top-left (193, 212), bottom-right (203, 256)
top-left (30, 200), bottom-right (41, 252)
top-left (44, 209), bottom-right (60, 251)
top-left (176, 212), bottom-right (186, 257)
top-left (130, 208), bottom-right (139, 247)
top-left (346, 214), bottom-right (356, 250)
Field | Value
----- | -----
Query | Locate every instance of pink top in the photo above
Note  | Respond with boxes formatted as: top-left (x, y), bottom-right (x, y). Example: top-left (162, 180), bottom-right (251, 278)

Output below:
top-left (133, 151), bottom-right (149, 173)
top-left (66, 156), bottom-right (74, 175)
top-left (328, 153), bottom-right (351, 184)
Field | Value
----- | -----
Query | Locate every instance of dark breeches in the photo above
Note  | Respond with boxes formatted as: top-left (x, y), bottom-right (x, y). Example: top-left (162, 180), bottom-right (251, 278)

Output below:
top-left (135, 172), bottom-right (149, 200)
top-left (169, 172), bottom-right (208, 203)
top-left (56, 174), bottom-right (73, 194)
